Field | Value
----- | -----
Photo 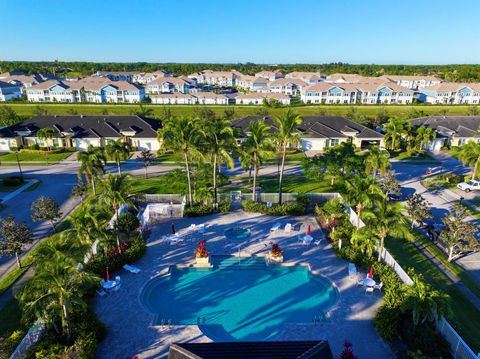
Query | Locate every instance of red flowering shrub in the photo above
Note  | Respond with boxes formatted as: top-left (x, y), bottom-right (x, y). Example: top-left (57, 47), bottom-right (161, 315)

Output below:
top-left (340, 341), bottom-right (357, 359)
top-left (271, 243), bottom-right (283, 257)
top-left (195, 239), bottom-right (209, 258)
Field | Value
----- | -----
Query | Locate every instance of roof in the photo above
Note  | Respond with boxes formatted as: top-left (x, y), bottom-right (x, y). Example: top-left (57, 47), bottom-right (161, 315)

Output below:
top-left (147, 77), bottom-right (189, 86)
top-left (269, 78), bottom-right (308, 87)
top-left (28, 78), bottom-right (142, 92)
top-left (421, 82), bottom-right (480, 92)
top-left (411, 116), bottom-right (480, 138)
top-left (326, 73), bottom-right (368, 83)
top-left (0, 116), bottom-right (160, 139)
top-left (0, 80), bottom-right (21, 89)
top-left (379, 75), bottom-right (442, 82)
top-left (232, 115), bottom-right (382, 139)
top-left (168, 341), bottom-right (334, 359)
top-left (235, 92), bottom-right (290, 100)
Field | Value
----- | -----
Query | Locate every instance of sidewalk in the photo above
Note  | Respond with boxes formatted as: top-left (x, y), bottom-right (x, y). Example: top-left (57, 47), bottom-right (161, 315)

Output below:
top-left (0, 179), bottom-right (38, 203)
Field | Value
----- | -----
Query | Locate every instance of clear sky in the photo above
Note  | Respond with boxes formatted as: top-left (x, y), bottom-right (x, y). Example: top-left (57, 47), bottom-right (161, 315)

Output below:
top-left (1, 0), bottom-right (480, 64)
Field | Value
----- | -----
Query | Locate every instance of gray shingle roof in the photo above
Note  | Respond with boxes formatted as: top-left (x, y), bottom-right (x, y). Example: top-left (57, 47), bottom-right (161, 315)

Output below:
top-left (411, 116), bottom-right (480, 137)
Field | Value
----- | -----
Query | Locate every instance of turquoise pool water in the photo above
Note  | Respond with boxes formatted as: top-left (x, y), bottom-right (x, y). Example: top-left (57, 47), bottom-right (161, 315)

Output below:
top-left (224, 227), bottom-right (251, 240)
top-left (141, 256), bottom-right (338, 341)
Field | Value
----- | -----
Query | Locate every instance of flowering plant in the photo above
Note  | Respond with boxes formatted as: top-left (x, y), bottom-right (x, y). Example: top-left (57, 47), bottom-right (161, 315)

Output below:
top-left (195, 239), bottom-right (209, 258)
top-left (271, 243), bottom-right (283, 257)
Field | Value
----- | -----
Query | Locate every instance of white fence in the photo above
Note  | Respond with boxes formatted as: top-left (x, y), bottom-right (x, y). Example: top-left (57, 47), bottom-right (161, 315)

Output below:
top-left (436, 317), bottom-right (479, 359)
top-left (136, 194), bottom-right (185, 205)
top-left (9, 319), bottom-right (45, 359)
top-left (379, 247), bottom-right (414, 285)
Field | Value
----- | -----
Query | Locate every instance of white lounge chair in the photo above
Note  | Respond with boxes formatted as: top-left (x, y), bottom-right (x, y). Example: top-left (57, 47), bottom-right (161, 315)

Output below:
top-left (270, 222), bottom-right (281, 232)
top-left (348, 263), bottom-right (357, 278)
top-left (187, 224), bottom-right (196, 234)
top-left (374, 282), bottom-right (383, 292)
top-left (115, 276), bottom-right (121, 283)
top-left (123, 264), bottom-right (141, 274)
top-left (198, 224), bottom-right (205, 234)
top-left (365, 286), bottom-right (374, 295)
top-left (285, 223), bottom-right (292, 232)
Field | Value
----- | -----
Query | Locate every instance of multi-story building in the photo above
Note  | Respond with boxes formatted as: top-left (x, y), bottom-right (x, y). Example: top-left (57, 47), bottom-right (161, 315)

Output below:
top-left (145, 77), bottom-right (192, 94)
top-left (379, 75), bottom-right (442, 90)
top-left (285, 71), bottom-right (325, 84)
top-left (419, 83), bottom-right (480, 104)
top-left (195, 70), bottom-right (243, 87)
top-left (96, 71), bottom-right (141, 82)
top-left (0, 81), bottom-right (23, 101)
top-left (234, 92), bottom-right (291, 105)
top-left (357, 83), bottom-right (414, 104)
top-left (132, 70), bottom-right (171, 84)
top-left (325, 73), bottom-right (369, 83)
top-left (194, 92), bottom-right (229, 104)
top-left (268, 78), bottom-right (308, 96)
top-left (254, 71), bottom-right (283, 81)
top-left (236, 76), bottom-right (270, 91)
top-left (150, 93), bottom-right (197, 105)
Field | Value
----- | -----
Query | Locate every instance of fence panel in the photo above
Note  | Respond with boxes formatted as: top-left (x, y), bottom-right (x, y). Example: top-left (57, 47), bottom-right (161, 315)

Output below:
top-left (436, 317), bottom-right (478, 359)
top-left (379, 248), bottom-right (414, 285)
top-left (9, 319), bottom-right (45, 359)
top-left (136, 194), bottom-right (185, 204)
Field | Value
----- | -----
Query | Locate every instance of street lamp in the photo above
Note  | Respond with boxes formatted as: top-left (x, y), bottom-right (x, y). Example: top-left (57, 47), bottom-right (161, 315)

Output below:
top-left (15, 151), bottom-right (23, 182)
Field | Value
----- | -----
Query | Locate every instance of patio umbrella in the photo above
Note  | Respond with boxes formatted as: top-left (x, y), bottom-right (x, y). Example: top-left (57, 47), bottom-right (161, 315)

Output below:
top-left (106, 266), bottom-right (110, 281)
top-left (368, 265), bottom-right (374, 279)
top-left (307, 225), bottom-right (311, 235)
top-left (171, 223), bottom-right (175, 234)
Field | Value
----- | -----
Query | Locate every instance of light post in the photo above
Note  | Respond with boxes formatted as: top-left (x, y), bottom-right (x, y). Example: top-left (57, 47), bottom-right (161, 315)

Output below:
top-left (15, 151), bottom-right (23, 182)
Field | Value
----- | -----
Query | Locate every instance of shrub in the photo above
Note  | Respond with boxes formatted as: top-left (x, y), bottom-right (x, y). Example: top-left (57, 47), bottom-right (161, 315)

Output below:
top-left (242, 200), bottom-right (307, 216)
top-left (217, 199), bottom-right (232, 213)
top-left (0, 330), bottom-right (25, 358)
top-left (115, 212), bottom-right (140, 235)
top-left (375, 305), bottom-right (402, 341)
top-left (3, 176), bottom-right (24, 186)
top-left (184, 204), bottom-right (214, 217)
top-left (400, 320), bottom-right (451, 358)
top-left (271, 243), bottom-right (283, 257)
top-left (194, 240), bottom-right (208, 258)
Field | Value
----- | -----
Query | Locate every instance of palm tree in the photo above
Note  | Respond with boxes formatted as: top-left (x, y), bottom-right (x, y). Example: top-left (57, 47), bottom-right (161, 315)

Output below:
top-left (273, 109), bottom-right (302, 204)
top-left (351, 227), bottom-right (378, 257)
top-left (158, 117), bottom-right (202, 205)
top-left (364, 146), bottom-right (391, 176)
top-left (134, 104), bottom-right (154, 118)
top-left (200, 117), bottom-right (236, 206)
top-left (415, 125), bottom-right (436, 151)
top-left (105, 140), bottom-right (130, 175)
top-left (452, 140), bottom-right (480, 180)
top-left (240, 119), bottom-right (273, 201)
top-left (363, 198), bottom-right (407, 262)
top-left (37, 127), bottom-right (57, 151)
top-left (61, 205), bottom-right (109, 248)
top-left (345, 175), bottom-right (384, 228)
top-left (19, 246), bottom-right (99, 344)
top-left (77, 145), bottom-right (106, 195)
top-left (383, 117), bottom-right (410, 151)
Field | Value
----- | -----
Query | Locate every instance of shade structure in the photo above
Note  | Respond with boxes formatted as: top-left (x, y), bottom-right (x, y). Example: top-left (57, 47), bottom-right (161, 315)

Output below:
top-left (368, 265), bottom-right (374, 279)
top-left (307, 225), bottom-right (311, 235)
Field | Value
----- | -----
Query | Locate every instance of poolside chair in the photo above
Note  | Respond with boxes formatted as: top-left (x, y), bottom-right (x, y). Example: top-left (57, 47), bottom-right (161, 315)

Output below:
top-left (123, 264), bottom-right (141, 274)
top-left (348, 263), bottom-right (357, 278)
top-left (115, 276), bottom-right (121, 283)
top-left (198, 224), bottom-right (205, 234)
top-left (186, 224), bottom-right (196, 234)
top-left (284, 223), bottom-right (292, 232)
top-left (356, 278), bottom-right (364, 286)
top-left (112, 283), bottom-right (121, 292)
top-left (365, 286), bottom-right (374, 295)
top-left (270, 222), bottom-right (281, 232)
top-left (374, 282), bottom-right (384, 292)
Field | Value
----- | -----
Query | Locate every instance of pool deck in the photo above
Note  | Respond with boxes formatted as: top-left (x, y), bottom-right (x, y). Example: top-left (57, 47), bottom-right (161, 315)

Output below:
top-left (94, 210), bottom-right (395, 358)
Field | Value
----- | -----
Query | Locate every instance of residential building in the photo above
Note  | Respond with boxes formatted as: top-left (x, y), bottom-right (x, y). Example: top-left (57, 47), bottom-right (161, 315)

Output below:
top-left (411, 116), bottom-right (480, 150)
top-left (268, 78), bottom-right (308, 96)
top-left (0, 115), bottom-right (161, 151)
top-left (133, 70), bottom-right (171, 84)
top-left (150, 93), bottom-right (197, 105)
top-left (145, 77), bottom-right (192, 94)
top-left (194, 92), bottom-right (229, 105)
top-left (357, 83), bottom-right (414, 104)
top-left (254, 71), bottom-right (283, 81)
top-left (0, 73), bottom-right (45, 92)
top-left (195, 70), bottom-right (243, 86)
top-left (234, 92), bottom-right (291, 105)
top-left (0, 81), bottom-right (23, 101)
top-left (379, 75), bottom-right (442, 90)
top-left (232, 115), bottom-right (384, 152)
top-left (301, 83), bottom-right (361, 104)
top-left (236, 76), bottom-right (270, 91)
top-left (325, 73), bottom-right (369, 83)
top-left (419, 83), bottom-right (480, 104)
top-left (26, 80), bottom-right (77, 102)
top-left (96, 71), bottom-right (141, 82)
top-left (285, 71), bottom-right (325, 84)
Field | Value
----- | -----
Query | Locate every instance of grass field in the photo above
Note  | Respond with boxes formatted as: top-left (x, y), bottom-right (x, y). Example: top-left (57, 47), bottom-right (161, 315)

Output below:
top-left (0, 151), bottom-right (72, 164)
top-left (4, 103), bottom-right (475, 119)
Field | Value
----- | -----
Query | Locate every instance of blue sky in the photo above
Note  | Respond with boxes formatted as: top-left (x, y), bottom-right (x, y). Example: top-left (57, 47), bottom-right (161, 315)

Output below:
top-left (1, 0), bottom-right (480, 64)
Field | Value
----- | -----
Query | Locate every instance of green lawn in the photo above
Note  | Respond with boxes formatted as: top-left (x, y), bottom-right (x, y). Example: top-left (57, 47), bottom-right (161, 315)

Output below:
top-left (255, 175), bottom-right (343, 193)
top-left (0, 178), bottom-right (24, 192)
top-left (130, 174), bottom-right (188, 194)
top-left (5, 103), bottom-right (475, 119)
top-left (156, 152), bottom-right (184, 163)
top-left (0, 151), bottom-right (72, 164)
top-left (386, 235), bottom-right (480, 352)
top-left (0, 299), bottom-right (24, 337)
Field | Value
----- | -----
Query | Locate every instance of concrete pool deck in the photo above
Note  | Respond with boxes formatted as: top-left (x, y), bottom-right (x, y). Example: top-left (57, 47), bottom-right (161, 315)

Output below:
top-left (94, 210), bottom-right (395, 358)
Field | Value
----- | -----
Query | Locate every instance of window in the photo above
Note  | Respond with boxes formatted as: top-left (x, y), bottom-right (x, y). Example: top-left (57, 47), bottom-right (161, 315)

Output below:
top-left (330, 139), bottom-right (340, 146)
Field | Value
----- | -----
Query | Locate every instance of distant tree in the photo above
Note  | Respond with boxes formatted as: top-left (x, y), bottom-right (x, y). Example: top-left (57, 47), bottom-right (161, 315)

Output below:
top-left (373, 107), bottom-right (389, 128)
top-left (137, 149), bottom-right (156, 178)
top-left (379, 171), bottom-right (401, 195)
top-left (384, 117), bottom-right (410, 151)
top-left (406, 194), bottom-right (431, 229)
top-left (134, 104), bottom-right (154, 118)
top-left (452, 141), bottom-right (480, 180)
top-left (0, 106), bottom-right (19, 126)
top-left (31, 196), bottom-right (63, 231)
top-left (345, 106), bottom-right (366, 124)
top-left (0, 215), bottom-right (33, 268)
top-left (467, 105), bottom-right (479, 116)
top-left (33, 105), bottom-right (49, 116)
top-left (223, 108), bottom-right (235, 120)
top-left (439, 203), bottom-right (479, 262)
top-left (105, 140), bottom-right (130, 175)
top-left (70, 181), bottom-right (87, 203)
top-left (36, 127), bottom-right (57, 151)
top-left (364, 146), bottom-right (390, 176)
top-left (101, 108), bottom-right (110, 116)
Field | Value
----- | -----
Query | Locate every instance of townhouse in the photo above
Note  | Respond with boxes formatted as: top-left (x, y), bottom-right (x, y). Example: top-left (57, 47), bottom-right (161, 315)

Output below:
top-left (419, 83), bottom-right (480, 104)
top-left (325, 73), bottom-right (369, 83)
top-left (411, 116), bottom-right (480, 150)
top-left (231, 115), bottom-right (384, 152)
top-left (96, 71), bottom-right (141, 82)
top-left (234, 92), bottom-right (291, 105)
top-left (150, 93), bottom-right (197, 105)
top-left (285, 71), bottom-right (325, 84)
top-left (379, 75), bottom-right (442, 90)
top-left (0, 115), bottom-right (161, 152)
top-left (268, 78), bottom-right (308, 96)
top-left (194, 70), bottom-right (243, 86)
top-left (0, 81), bottom-right (23, 101)
top-left (236, 76), bottom-right (270, 91)
top-left (26, 78), bottom-right (145, 103)
top-left (357, 82), bottom-right (414, 104)
top-left (194, 92), bottom-right (229, 105)
top-left (132, 70), bottom-right (171, 84)
top-left (145, 77), bottom-right (192, 94)
top-left (255, 71), bottom-right (283, 81)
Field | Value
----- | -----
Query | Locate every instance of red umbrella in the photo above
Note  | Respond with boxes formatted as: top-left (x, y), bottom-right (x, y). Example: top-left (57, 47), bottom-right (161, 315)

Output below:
top-left (368, 265), bottom-right (374, 279)
top-left (307, 225), bottom-right (311, 235)
top-left (106, 266), bottom-right (110, 281)
top-left (171, 223), bottom-right (176, 234)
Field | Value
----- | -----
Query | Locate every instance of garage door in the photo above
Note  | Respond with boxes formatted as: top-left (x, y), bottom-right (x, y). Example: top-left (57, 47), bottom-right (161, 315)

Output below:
top-left (0, 139), bottom-right (11, 151)
top-left (301, 139), bottom-right (323, 151)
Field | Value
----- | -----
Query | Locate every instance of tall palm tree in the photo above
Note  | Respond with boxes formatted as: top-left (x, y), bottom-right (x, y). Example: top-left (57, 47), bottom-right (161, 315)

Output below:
top-left (37, 127), bottom-right (57, 151)
top-left (364, 146), bottom-right (391, 177)
top-left (351, 227), bottom-right (378, 258)
top-left (452, 140), bottom-right (480, 180)
top-left (345, 175), bottom-right (384, 228)
top-left (61, 205), bottom-right (109, 248)
top-left (19, 246), bottom-right (99, 344)
top-left (415, 125), bottom-right (436, 151)
top-left (240, 120), bottom-right (274, 201)
top-left (383, 116), bottom-right (410, 151)
top-left (363, 198), bottom-right (407, 262)
top-left (158, 117), bottom-right (202, 205)
top-left (77, 145), bottom-right (106, 195)
top-left (200, 117), bottom-right (236, 206)
top-left (273, 109), bottom-right (302, 204)
top-left (105, 140), bottom-right (130, 175)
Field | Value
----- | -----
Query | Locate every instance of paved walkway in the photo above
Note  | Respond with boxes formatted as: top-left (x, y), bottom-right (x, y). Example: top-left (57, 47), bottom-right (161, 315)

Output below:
top-left (94, 211), bottom-right (393, 359)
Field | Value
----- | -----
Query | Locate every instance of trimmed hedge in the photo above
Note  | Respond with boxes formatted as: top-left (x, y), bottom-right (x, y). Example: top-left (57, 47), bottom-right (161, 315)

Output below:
top-left (183, 199), bottom-right (233, 217)
top-left (242, 200), bottom-right (307, 216)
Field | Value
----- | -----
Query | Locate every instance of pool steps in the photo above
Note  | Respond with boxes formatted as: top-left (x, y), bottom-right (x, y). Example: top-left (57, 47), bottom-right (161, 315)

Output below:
top-left (210, 255), bottom-right (267, 270)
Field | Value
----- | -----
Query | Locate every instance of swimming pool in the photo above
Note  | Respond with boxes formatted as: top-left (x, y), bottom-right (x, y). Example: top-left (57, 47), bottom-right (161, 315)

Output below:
top-left (141, 256), bottom-right (338, 341)
top-left (224, 227), bottom-right (251, 240)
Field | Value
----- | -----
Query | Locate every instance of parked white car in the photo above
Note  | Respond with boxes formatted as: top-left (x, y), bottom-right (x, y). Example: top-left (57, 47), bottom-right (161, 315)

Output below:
top-left (457, 179), bottom-right (480, 192)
